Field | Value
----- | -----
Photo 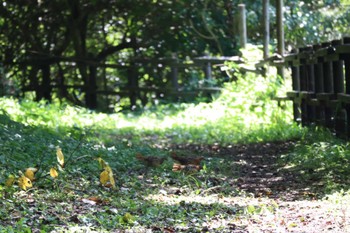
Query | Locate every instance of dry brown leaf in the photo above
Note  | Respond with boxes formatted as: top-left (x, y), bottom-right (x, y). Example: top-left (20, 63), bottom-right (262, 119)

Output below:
top-left (82, 198), bottom-right (97, 205)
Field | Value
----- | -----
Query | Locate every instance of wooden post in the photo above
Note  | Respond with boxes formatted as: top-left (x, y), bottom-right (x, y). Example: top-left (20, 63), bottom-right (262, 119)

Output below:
top-left (276, 0), bottom-right (284, 79)
top-left (307, 48), bottom-right (316, 124)
top-left (322, 42), bottom-right (334, 129)
top-left (332, 39), bottom-right (346, 137)
top-left (128, 62), bottom-right (138, 108)
top-left (313, 44), bottom-right (325, 125)
top-left (0, 61), bottom-right (3, 96)
top-left (263, 0), bottom-right (270, 59)
top-left (290, 52), bottom-right (301, 122)
top-left (204, 58), bottom-right (212, 85)
top-left (344, 37), bottom-right (350, 137)
top-left (238, 4), bottom-right (247, 48)
top-left (170, 54), bottom-right (179, 91)
top-left (332, 39), bottom-right (344, 94)
top-left (299, 47), bottom-right (309, 126)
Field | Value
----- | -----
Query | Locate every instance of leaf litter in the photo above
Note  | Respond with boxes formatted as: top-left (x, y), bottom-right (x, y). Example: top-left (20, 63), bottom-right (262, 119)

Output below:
top-left (1, 140), bottom-right (350, 232)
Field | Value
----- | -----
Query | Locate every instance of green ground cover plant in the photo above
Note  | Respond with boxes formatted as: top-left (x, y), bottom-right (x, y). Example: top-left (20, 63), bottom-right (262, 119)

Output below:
top-left (1, 47), bottom-right (350, 232)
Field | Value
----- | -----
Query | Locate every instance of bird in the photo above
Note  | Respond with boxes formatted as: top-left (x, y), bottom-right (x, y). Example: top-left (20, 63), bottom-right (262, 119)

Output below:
top-left (170, 152), bottom-right (204, 165)
top-left (135, 153), bottom-right (166, 167)
top-left (172, 163), bottom-right (202, 173)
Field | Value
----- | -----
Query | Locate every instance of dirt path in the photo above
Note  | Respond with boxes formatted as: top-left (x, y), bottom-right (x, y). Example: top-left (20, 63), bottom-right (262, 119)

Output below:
top-left (173, 141), bottom-right (306, 200)
top-left (168, 141), bottom-right (350, 232)
top-left (224, 141), bottom-right (307, 201)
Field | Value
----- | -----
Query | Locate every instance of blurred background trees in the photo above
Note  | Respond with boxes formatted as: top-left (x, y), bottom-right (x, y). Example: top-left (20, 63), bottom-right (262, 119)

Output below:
top-left (0, 0), bottom-right (349, 110)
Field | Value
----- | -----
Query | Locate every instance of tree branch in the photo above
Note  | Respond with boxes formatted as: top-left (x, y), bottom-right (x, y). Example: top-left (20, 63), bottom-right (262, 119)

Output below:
top-left (96, 39), bottom-right (136, 61)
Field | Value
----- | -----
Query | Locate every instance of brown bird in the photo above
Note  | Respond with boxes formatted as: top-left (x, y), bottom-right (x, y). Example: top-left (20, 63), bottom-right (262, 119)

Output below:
top-left (135, 153), bottom-right (166, 167)
top-left (170, 152), bottom-right (204, 165)
top-left (172, 163), bottom-right (202, 173)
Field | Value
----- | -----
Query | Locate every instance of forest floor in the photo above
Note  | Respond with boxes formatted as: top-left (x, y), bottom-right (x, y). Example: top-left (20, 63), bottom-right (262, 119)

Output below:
top-left (2, 140), bottom-right (350, 232)
top-left (147, 141), bottom-right (350, 233)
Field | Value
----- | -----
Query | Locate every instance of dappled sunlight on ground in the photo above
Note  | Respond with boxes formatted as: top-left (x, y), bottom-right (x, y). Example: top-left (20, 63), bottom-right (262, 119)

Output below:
top-left (145, 192), bottom-right (350, 232)
top-left (144, 192), bottom-right (270, 207)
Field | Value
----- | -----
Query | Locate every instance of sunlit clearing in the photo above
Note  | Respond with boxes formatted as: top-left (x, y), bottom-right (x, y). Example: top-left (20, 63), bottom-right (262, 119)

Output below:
top-left (145, 193), bottom-right (271, 207)
top-left (0, 46), bottom-right (302, 144)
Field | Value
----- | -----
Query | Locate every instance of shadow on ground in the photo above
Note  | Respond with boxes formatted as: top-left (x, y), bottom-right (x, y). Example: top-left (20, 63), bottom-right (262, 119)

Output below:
top-left (171, 141), bottom-right (318, 201)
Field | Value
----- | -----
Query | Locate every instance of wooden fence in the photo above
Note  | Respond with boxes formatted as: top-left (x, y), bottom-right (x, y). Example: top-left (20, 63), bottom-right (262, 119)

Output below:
top-left (276, 37), bottom-right (350, 138)
top-left (123, 55), bottom-right (243, 107)
top-left (7, 55), bottom-right (245, 111)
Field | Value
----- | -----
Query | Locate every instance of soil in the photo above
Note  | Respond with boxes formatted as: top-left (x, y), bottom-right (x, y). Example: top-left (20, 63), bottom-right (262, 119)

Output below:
top-left (173, 141), bottom-right (307, 200)
top-left (167, 141), bottom-right (350, 232)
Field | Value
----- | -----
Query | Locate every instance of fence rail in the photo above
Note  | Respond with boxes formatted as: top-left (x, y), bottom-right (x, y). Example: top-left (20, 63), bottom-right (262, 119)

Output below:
top-left (276, 37), bottom-right (350, 138)
top-left (2, 55), bottom-right (247, 111)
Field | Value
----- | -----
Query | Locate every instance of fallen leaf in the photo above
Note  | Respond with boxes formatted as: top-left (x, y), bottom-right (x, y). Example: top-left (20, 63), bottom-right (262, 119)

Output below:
top-left (24, 167), bottom-right (37, 181)
top-left (100, 170), bottom-right (109, 185)
top-left (96, 157), bottom-right (108, 169)
top-left (81, 196), bottom-right (106, 205)
top-left (50, 167), bottom-right (58, 178)
top-left (87, 196), bottom-right (103, 203)
top-left (18, 175), bottom-right (33, 190)
top-left (105, 165), bottom-right (116, 189)
top-left (109, 171), bottom-right (116, 189)
top-left (82, 198), bottom-right (97, 205)
top-left (5, 174), bottom-right (16, 187)
top-left (56, 147), bottom-right (65, 168)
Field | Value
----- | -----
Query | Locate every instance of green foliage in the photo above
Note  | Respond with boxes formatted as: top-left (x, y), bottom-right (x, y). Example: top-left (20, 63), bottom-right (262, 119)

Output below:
top-left (0, 47), bottom-right (303, 145)
top-left (284, 1), bottom-right (350, 47)
top-left (0, 45), bottom-right (301, 231)
top-left (281, 127), bottom-right (350, 192)
top-left (5, 45), bottom-right (350, 230)
top-left (1, 0), bottom-right (349, 110)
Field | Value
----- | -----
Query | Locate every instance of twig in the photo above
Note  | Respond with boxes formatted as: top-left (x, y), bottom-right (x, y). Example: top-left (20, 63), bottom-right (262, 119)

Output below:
top-left (201, 185), bottom-right (222, 194)
top-left (75, 154), bottom-right (91, 161)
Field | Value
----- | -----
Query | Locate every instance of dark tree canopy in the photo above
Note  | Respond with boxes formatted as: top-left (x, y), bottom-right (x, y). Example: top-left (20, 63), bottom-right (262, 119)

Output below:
top-left (0, 0), bottom-right (348, 110)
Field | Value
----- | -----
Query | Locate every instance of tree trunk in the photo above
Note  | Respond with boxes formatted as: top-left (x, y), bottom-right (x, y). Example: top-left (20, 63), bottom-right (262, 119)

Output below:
top-left (41, 64), bottom-right (52, 101)
top-left (128, 63), bottom-right (138, 108)
top-left (86, 64), bottom-right (97, 109)
top-left (35, 64), bottom-right (51, 102)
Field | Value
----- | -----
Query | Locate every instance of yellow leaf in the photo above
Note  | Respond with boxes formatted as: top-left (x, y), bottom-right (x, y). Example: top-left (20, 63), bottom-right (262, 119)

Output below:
top-left (104, 165), bottom-right (112, 174)
top-left (50, 168), bottom-right (58, 178)
top-left (96, 157), bottom-right (108, 169)
top-left (5, 174), bottom-right (16, 187)
top-left (27, 167), bottom-right (38, 172)
top-left (56, 147), bottom-right (65, 168)
top-left (24, 167), bottom-right (37, 181)
top-left (18, 176), bottom-right (33, 190)
top-left (109, 174), bottom-right (116, 189)
top-left (100, 170), bottom-right (109, 185)
top-left (105, 166), bottom-right (116, 189)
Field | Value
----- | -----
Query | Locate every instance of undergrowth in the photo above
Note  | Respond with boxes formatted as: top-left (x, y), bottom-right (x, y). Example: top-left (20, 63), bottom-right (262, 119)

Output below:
top-left (1, 46), bottom-right (350, 232)
top-left (0, 47), bottom-right (302, 146)
top-left (281, 127), bottom-right (350, 192)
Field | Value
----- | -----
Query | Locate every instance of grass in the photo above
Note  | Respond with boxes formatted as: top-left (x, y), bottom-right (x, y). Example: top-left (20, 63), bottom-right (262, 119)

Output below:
top-left (280, 127), bottom-right (350, 192)
top-left (0, 70), bottom-right (302, 146)
top-left (1, 47), bottom-right (350, 231)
